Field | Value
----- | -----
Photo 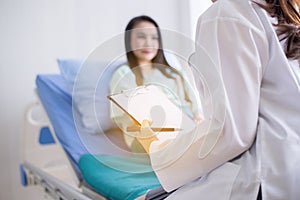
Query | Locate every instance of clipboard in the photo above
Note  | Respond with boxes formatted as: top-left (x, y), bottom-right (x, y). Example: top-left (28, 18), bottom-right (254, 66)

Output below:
top-left (108, 84), bottom-right (196, 132)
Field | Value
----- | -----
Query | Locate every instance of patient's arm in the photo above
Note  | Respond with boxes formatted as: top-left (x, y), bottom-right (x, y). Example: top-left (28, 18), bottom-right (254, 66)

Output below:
top-left (110, 114), bottom-right (137, 148)
top-left (113, 114), bottom-right (136, 130)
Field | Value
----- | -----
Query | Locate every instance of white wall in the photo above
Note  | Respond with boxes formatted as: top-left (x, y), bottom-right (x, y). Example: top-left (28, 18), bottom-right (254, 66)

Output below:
top-left (188, 0), bottom-right (212, 39)
top-left (0, 0), bottom-right (211, 199)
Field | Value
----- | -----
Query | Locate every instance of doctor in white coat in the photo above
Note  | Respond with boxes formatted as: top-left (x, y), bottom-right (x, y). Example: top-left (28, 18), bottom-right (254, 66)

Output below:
top-left (137, 0), bottom-right (300, 199)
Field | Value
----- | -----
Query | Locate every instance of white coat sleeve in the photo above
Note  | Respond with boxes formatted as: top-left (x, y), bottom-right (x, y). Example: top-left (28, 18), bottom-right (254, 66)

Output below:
top-left (149, 16), bottom-right (269, 192)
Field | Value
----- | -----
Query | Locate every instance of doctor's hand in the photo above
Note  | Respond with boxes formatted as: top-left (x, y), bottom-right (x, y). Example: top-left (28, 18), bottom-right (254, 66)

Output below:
top-left (137, 120), bottom-right (158, 153)
top-left (193, 112), bottom-right (203, 124)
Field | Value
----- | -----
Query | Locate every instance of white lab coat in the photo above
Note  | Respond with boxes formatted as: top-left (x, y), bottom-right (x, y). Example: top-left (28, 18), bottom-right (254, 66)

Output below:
top-left (148, 0), bottom-right (300, 199)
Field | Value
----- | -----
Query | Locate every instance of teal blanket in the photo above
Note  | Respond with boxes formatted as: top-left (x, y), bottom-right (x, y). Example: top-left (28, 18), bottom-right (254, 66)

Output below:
top-left (79, 154), bottom-right (161, 200)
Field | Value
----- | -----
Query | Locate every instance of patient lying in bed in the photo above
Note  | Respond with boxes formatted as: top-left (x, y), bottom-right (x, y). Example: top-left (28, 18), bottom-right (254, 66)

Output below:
top-left (32, 15), bottom-right (201, 200)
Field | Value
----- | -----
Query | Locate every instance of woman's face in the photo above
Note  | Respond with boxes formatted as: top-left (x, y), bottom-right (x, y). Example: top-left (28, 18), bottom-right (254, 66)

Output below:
top-left (130, 21), bottom-right (159, 65)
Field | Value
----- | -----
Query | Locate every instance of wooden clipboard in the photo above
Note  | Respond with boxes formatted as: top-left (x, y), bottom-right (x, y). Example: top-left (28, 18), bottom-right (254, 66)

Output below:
top-left (108, 84), bottom-right (195, 132)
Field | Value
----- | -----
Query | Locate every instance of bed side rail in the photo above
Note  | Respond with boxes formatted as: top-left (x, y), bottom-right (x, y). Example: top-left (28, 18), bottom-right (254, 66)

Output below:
top-left (23, 161), bottom-right (92, 200)
top-left (20, 92), bottom-right (80, 190)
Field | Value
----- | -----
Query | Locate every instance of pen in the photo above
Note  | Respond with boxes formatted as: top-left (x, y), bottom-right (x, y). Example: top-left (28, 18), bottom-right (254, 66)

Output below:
top-left (126, 127), bottom-right (182, 132)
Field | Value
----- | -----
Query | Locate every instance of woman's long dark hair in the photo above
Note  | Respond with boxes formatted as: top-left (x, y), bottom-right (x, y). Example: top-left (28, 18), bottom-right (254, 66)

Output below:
top-left (124, 15), bottom-right (192, 104)
top-left (255, 0), bottom-right (300, 60)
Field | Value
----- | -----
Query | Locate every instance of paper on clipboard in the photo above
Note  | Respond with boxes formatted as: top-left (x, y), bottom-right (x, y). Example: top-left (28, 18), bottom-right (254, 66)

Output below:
top-left (108, 84), bottom-right (196, 131)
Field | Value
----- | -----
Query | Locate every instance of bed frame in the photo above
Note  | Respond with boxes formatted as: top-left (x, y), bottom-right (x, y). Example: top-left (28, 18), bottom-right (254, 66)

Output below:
top-left (20, 92), bottom-right (107, 200)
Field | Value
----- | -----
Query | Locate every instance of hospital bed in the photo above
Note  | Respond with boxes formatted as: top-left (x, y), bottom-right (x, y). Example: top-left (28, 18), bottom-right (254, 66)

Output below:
top-left (19, 57), bottom-right (181, 200)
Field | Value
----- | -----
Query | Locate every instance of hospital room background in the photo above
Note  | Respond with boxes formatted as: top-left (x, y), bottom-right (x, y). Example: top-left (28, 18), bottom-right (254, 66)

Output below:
top-left (0, 0), bottom-right (211, 199)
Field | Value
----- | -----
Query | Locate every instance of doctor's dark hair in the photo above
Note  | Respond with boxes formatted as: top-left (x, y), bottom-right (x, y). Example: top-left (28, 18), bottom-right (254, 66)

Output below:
top-left (124, 15), bottom-right (192, 104)
top-left (255, 0), bottom-right (300, 60)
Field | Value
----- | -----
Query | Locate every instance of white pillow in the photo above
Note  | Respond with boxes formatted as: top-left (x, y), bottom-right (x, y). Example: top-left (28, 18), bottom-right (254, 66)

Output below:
top-left (57, 57), bottom-right (127, 134)
top-left (57, 58), bottom-right (82, 92)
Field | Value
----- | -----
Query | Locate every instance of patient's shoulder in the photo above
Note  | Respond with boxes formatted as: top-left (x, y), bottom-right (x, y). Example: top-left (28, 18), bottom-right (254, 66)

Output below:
top-left (110, 63), bottom-right (136, 92)
top-left (111, 64), bottom-right (133, 81)
top-left (115, 63), bottom-right (131, 74)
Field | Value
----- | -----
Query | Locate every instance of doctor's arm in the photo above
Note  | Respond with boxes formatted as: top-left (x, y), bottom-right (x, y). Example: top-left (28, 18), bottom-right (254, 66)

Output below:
top-left (145, 17), bottom-right (268, 192)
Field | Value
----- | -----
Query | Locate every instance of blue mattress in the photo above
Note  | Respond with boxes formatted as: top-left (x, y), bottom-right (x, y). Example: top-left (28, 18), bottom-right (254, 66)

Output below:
top-left (36, 74), bottom-right (161, 200)
top-left (36, 74), bottom-right (88, 163)
top-left (36, 74), bottom-right (131, 162)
